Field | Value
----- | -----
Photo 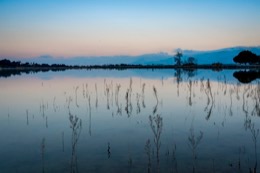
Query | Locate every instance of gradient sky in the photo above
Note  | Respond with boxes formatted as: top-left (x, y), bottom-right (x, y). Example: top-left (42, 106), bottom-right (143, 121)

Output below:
top-left (0, 0), bottom-right (260, 58)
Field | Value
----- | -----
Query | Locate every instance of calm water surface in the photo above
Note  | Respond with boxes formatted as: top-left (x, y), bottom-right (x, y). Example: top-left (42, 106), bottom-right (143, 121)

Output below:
top-left (0, 69), bottom-right (259, 173)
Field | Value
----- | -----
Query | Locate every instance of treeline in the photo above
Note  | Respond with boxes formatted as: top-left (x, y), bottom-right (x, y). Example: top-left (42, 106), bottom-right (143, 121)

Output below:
top-left (0, 59), bottom-right (68, 68)
top-left (1, 49), bottom-right (260, 70)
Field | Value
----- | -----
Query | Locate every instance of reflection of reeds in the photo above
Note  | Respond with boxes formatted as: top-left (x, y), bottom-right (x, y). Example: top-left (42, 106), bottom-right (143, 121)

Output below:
top-left (107, 142), bottom-right (111, 158)
top-left (250, 123), bottom-right (259, 172)
top-left (252, 82), bottom-right (260, 117)
top-left (145, 139), bottom-right (151, 173)
top-left (40, 100), bottom-right (46, 117)
top-left (85, 84), bottom-right (89, 98)
top-left (105, 84), bottom-right (110, 110)
top-left (171, 144), bottom-right (178, 173)
top-left (152, 86), bottom-right (159, 115)
top-left (125, 79), bottom-right (133, 117)
top-left (95, 83), bottom-right (98, 109)
top-left (115, 84), bottom-right (122, 116)
top-left (115, 84), bottom-right (121, 104)
top-left (136, 94), bottom-right (141, 114)
top-left (7, 109), bottom-right (10, 124)
top-left (188, 127), bottom-right (203, 173)
top-left (82, 84), bottom-right (85, 98)
top-left (75, 86), bottom-right (79, 108)
top-left (26, 109), bottom-right (29, 125)
top-left (62, 131), bottom-right (64, 152)
top-left (67, 96), bottom-right (73, 111)
top-left (153, 86), bottom-right (158, 104)
top-left (244, 119), bottom-right (259, 173)
top-left (149, 114), bottom-right (163, 164)
top-left (142, 83), bottom-right (146, 108)
top-left (69, 112), bottom-right (82, 173)
top-left (45, 116), bottom-right (48, 128)
top-left (229, 88), bottom-right (234, 116)
top-left (187, 80), bottom-right (192, 106)
top-left (242, 86), bottom-right (250, 116)
top-left (53, 97), bottom-right (58, 112)
top-left (41, 137), bottom-right (45, 173)
top-left (88, 96), bottom-right (92, 136)
top-left (204, 79), bottom-right (214, 120)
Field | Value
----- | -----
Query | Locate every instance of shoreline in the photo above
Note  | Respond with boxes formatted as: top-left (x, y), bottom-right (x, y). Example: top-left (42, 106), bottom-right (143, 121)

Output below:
top-left (1, 64), bottom-right (260, 70)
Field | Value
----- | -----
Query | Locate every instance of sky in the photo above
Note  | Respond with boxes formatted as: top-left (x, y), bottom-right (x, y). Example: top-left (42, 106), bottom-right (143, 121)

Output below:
top-left (0, 0), bottom-right (260, 58)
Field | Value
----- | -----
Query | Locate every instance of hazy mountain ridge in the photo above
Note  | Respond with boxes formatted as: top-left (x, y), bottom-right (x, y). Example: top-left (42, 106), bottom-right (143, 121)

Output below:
top-left (3, 46), bottom-right (260, 66)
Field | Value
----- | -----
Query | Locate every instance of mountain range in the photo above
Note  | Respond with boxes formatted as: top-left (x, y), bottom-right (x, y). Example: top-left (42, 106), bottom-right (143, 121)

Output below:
top-left (5, 46), bottom-right (260, 66)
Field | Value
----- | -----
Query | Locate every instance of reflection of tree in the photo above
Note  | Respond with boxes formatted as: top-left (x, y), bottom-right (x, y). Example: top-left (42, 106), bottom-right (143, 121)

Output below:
top-left (69, 112), bottom-right (82, 173)
top-left (233, 70), bottom-right (260, 84)
top-left (175, 69), bottom-right (182, 97)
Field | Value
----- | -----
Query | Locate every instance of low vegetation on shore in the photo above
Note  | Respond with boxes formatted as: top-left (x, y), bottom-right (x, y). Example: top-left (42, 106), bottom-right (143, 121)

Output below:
top-left (0, 50), bottom-right (259, 70)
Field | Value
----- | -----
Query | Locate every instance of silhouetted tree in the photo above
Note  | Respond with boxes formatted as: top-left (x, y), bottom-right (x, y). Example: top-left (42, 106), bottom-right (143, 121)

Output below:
top-left (174, 51), bottom-right (183, 66)
top-left (187, 57), bottom-right (197, 65)
top-left (233, 50), bottom-right (259, 65)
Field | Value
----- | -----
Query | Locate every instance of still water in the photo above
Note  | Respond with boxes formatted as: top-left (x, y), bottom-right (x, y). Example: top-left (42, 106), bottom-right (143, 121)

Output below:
top-left (0, 69), bottom-right (259, 173)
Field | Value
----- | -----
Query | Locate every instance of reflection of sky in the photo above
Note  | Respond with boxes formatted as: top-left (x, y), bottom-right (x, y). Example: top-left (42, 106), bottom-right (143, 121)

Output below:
top-left (0, 72), bottom-right (259, 172)
top-left (0, 69), bottom-right (247, 84)
top-left (0, 0), bottom-right (260, 57)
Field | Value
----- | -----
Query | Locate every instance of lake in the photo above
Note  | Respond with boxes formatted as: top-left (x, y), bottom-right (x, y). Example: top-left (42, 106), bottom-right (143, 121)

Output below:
top-left (0, 69), bottom-right (259, 173)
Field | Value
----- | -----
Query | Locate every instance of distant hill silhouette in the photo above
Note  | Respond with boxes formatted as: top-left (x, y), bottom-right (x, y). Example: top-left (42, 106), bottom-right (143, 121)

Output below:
top-left (3, 46), bottom-right (260, 66)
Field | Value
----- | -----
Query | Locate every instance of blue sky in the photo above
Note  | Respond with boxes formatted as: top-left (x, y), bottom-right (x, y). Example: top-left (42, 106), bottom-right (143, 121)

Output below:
top-left (0, 0), bottom-right (260, 58)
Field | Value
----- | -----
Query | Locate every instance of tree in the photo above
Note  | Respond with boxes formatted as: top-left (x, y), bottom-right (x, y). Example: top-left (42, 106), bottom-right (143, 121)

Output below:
top-left (233, 50), bottom-right (259, 65)
top-left (174, 51), bottom-right (183, 66)
top-left (187, 57), bottom-right (197, 65)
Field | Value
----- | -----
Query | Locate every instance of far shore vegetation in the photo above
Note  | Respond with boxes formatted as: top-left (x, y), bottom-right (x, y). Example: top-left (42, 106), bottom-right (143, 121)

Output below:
top-left (0, 50), bottom-right (260, 71)
top-left (1, 50), bottom-right (260, 83)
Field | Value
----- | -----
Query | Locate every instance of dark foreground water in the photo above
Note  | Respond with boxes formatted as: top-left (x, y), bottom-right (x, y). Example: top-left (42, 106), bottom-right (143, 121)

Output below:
top-left (0, 69), bottom-right (259, 173)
